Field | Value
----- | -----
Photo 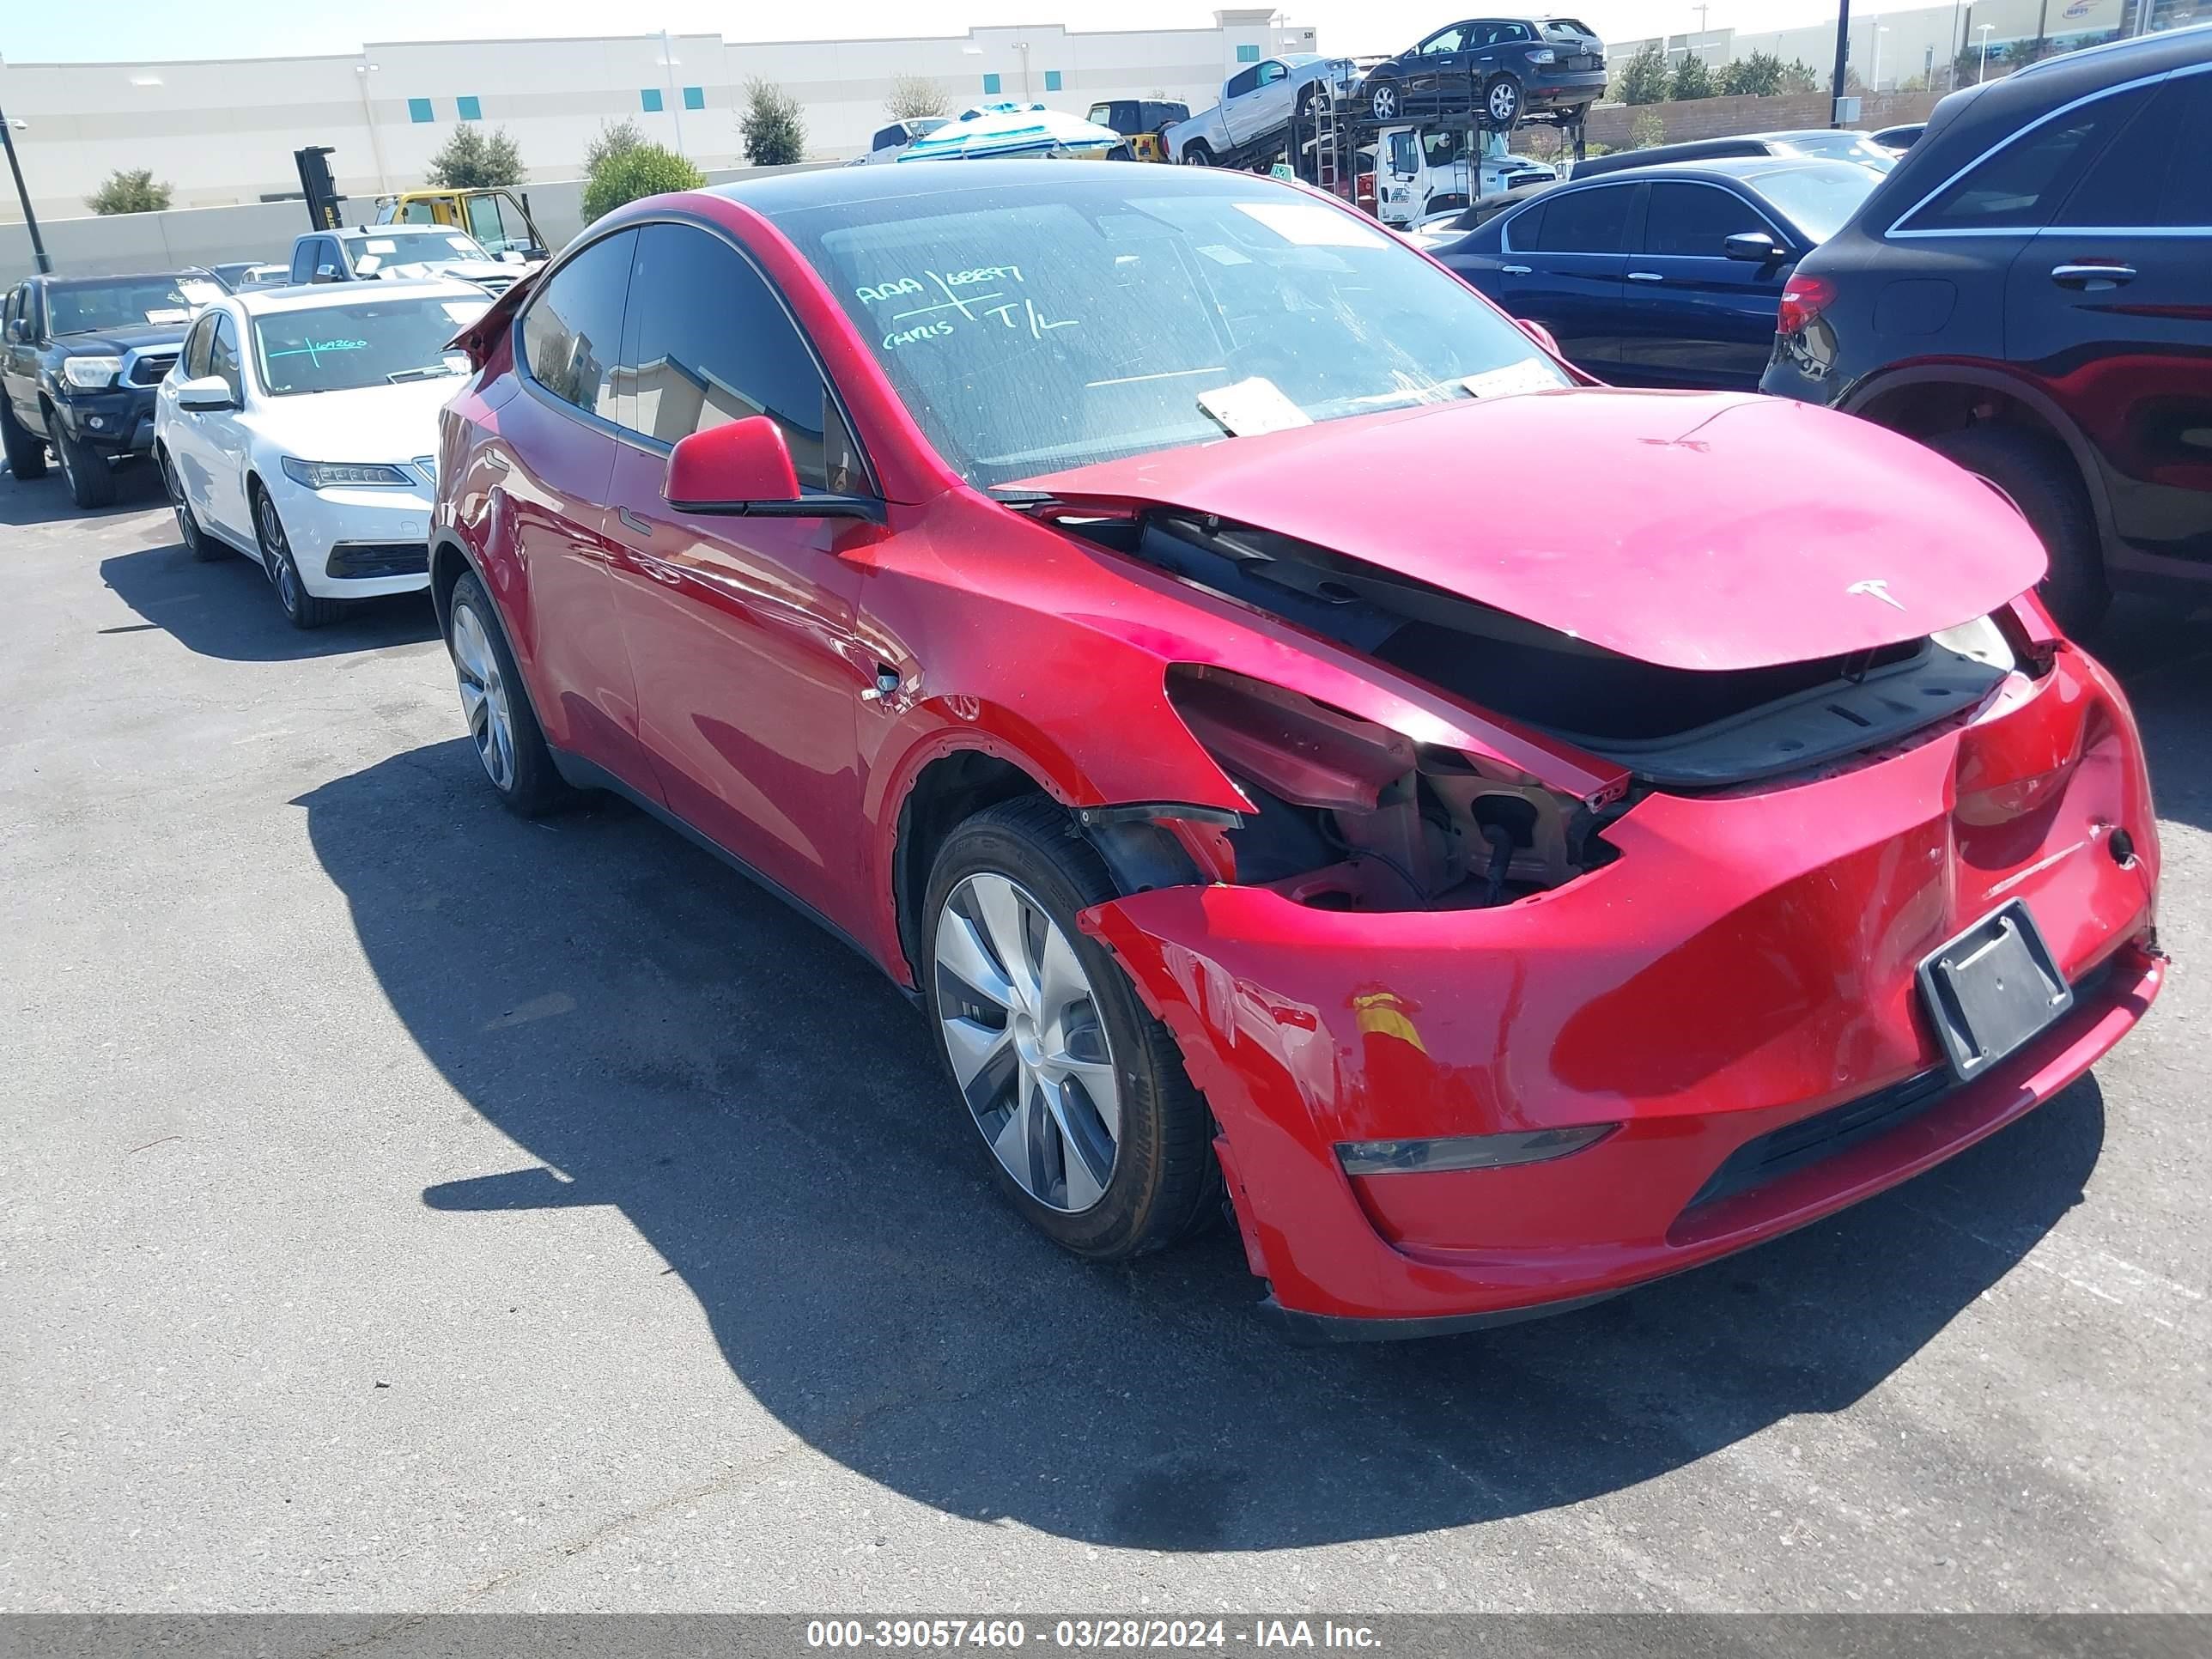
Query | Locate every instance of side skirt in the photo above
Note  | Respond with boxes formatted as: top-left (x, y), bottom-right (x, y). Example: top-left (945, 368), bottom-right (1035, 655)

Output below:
top-left (546, 747), bottom-right (920, 1007)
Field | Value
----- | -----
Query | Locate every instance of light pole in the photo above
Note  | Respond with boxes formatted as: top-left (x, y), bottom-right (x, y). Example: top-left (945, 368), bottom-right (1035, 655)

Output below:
top-left (1978, 23), bottom-right (1995, 82)
top-left (1, 111), bottom-right (49, 274)
top-left (354, 64), bottom-right (390, 196)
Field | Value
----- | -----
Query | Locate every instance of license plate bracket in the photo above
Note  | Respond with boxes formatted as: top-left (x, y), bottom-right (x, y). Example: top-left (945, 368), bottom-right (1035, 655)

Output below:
top-left (1917, 900), bottom-right (2073, 1082)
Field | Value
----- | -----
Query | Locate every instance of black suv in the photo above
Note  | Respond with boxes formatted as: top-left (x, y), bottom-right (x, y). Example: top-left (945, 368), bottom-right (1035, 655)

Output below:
top-left (1, 270), bottom-right (222, 507)
top-left (1363, 16), bottom-right (1607, 130)
top-left (1760, 25), bottom-right (2212, 635)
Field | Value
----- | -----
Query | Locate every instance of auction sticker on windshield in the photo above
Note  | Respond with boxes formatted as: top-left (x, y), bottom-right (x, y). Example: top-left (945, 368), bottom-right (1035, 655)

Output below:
top-left (1233, 200), bottom-right (1390, 248)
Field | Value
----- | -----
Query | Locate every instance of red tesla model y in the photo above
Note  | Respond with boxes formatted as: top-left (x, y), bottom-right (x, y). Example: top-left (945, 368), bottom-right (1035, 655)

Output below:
top-left (430, 162), bottom-right (2163, 1339)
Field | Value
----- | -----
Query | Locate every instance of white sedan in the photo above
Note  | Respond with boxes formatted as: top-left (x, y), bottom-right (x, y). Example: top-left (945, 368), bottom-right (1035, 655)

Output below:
top-left (153, 280), bottom-right (490, 629)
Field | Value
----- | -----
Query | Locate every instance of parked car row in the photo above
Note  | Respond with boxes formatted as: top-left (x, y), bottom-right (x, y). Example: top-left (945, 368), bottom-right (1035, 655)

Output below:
top-left (1431, 23), bottom-right (2212, 633)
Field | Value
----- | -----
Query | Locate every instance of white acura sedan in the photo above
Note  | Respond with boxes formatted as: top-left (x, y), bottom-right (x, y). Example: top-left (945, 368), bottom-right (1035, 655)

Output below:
top-left (153, 280), bottom-right (491, 628)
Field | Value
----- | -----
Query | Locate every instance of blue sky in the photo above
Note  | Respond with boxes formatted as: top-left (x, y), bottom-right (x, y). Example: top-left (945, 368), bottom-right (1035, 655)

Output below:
top-left (5, 2), bottom-right (1852, 64)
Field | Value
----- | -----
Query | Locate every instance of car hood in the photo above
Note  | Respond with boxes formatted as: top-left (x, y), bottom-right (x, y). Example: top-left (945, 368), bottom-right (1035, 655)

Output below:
top-left (249, 375), bottom-right (463, 467)
top-left (52, 323), bottom-right (190, 356)
top-left (1014, 390), bottom-right (2047, 672)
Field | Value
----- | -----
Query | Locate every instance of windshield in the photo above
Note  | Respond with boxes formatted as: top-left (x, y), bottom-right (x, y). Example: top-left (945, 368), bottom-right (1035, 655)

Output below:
top-left (47, 275), bottom-right (224, 335)
top-left (771, 173), bottom-right (1565, 489)
top-left (250, 294), bottom-right (490, 396)
top-left (339, 231), bottom-right (490, 273)
top-left (1746, 161), bottom-right (1882, 243)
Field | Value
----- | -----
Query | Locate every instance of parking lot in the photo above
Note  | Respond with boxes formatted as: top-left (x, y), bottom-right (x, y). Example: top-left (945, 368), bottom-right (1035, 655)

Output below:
top-left (3, 463), bottom-right (2208, 1613)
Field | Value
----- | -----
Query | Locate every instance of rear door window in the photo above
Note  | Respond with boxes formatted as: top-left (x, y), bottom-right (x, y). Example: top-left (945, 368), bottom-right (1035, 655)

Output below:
top-left (1527, 184), bottom-right (1635, 252)
top-left (1903, 85), bottom-right (2153, 233)
top-left (520, 228), bottom-right (636, 422)
top-left (2052, 70), bottom-right (2212, 228)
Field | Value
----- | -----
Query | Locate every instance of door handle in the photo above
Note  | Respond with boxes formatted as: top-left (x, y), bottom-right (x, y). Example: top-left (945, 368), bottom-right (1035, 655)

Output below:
top-left (2050, 262), bottom-right (2136, 289)
top-left (1501, 264), bottom-right (1532, 275)
top-left (1626, 270), bottom-right (1664, 283)
top-left (617, 506), bottom-right (654, 537)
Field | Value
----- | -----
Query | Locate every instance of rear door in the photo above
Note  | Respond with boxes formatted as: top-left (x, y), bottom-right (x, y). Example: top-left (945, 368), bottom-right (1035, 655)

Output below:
top-left (504, 226), bottom-right (662, 799)
top-left (2008, 65), bottom-right (2212, 564)
top-left (1618, 179), bottom-right (1793, 391)
top-left (1495, 180), bottom-right (1638, 373)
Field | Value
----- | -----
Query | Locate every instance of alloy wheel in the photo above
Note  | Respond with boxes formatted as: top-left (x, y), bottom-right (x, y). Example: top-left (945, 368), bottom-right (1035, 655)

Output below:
top-left (933, 872), bottom-right (1121, 1213)
top-left (161, 455), bottom-right (199, 551)
top-left (1370, 82), bottom-right (1399, 120)
top-left (450, 599), bottom-right (517, 792)
top-left (1488, 80), bottom-right (1520, 125)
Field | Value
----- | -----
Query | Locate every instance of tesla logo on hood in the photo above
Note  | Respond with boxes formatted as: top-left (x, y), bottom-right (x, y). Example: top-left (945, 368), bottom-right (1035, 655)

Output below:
top-left (1847, 578), bottom-right (1905, 611)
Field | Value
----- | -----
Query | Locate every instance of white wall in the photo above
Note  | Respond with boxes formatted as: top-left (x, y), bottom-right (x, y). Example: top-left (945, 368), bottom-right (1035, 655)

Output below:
top-left (0, 15), bottom-right (1324, 224)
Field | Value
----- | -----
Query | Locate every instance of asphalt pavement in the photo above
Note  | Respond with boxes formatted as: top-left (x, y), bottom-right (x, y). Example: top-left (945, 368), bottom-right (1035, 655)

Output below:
top-left (3, 462), bottom-right (2207, 1613)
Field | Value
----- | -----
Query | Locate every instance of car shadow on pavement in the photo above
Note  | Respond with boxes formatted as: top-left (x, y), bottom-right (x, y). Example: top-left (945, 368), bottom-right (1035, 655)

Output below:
top-left (301, 737), bottom-right (2112, 1550)
top-left (98, 540), bottom-right (439, 662)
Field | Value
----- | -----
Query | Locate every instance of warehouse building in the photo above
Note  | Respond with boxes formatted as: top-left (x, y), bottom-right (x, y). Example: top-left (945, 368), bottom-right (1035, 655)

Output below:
top-left (0, 11), bottom-right (1319, 222)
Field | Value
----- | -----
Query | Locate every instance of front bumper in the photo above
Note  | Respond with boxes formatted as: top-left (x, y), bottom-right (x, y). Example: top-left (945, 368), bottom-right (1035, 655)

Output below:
top-left (1085, 641), bottom-right (2163, 1332)
top-left (50, 386), bottom-right (157, 456)
top-left (263, 471), bottom-right (434, 599)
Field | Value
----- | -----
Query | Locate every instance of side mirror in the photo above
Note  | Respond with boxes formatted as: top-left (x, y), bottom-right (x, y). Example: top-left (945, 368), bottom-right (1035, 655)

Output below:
top-left (4, 319), bottom-right (25, 343)
top-left (666, 416), bottom-right (799, 512)
top-left (1516, 318), bottom-right (1562, 358)
top-left (313, 264), bottom-right (341, 283)
top-left (664, 416), bottom-right (884, 522)
top-left (1724, 230), bottom-right (1784, 264)
top-left (175, 374), bottom-right (237, 412)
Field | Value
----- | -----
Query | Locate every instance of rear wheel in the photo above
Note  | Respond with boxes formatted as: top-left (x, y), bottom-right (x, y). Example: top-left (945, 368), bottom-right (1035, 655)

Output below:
top-left (159, 447), bottom-right (222, 561)
top-left (1368, 76), bottom-right (1401, 121)
top-left (0, 397), bottom-right (47, 480)
top-left (447, 568), bottom-right (570, 817)
top-left (53, 419), bottom-right (116, 509)
top-left (253, 487), bottom-right (342, 629)
top-left (924, 797), bottom-right (1218, 1261)
top-left (1926, 424), bottom-right (2110, 638)
top-left (1182, 141), bottom-right (1214, 167)
top-left (1482, 74), bottom-right (1523, 130)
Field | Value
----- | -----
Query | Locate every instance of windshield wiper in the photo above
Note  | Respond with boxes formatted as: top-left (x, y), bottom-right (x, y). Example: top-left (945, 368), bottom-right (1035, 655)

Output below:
top-left (386, 365), bottom-right (462, 384)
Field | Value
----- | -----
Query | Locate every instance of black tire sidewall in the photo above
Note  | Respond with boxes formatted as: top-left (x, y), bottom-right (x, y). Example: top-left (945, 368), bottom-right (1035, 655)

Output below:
top-left (448, 568), bottom-right (568, 817)
top-left (921, 801), bottom-right (1212, 1261)
top-left (57, 423), bottom-right (115, 507)
top-left (0, 398), bottom-right (46, 479)
top-left (1928, 426), bottom-right (2110, 636)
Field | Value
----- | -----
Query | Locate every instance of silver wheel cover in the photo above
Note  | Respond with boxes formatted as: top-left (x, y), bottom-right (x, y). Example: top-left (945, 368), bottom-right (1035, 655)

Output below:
top-left (933, 872), bottom-right (1122, 1213)
top-left (450, 599), bottom-right (517, 792)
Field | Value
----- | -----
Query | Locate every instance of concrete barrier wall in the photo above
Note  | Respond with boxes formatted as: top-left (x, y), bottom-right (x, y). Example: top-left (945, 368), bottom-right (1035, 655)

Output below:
top-left (0, 161), bottom-right (837, 284)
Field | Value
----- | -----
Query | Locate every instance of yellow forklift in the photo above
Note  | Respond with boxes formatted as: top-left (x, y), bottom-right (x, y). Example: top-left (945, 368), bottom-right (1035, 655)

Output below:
top-left (373, 187), bottom-right (549, 263)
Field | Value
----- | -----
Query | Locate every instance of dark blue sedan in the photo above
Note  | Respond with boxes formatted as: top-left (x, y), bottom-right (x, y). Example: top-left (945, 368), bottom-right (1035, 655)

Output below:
top-left (1429, 157), bottom-right (1881, 391)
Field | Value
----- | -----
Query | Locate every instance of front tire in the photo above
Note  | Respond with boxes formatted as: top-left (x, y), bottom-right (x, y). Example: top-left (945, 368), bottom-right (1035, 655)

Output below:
top-left (447, 568), bottom-right (570, 817)
top-left (53, 419), bottom-right (116, 508)
top-left (0, 397), bottom-right (47, 480)
top-left (253, 487), bottom-right (342, 629)
top-left (924, 797), bottom-right (1218, 1261)
top-left (1926, 425), bottom-right (2110, 638)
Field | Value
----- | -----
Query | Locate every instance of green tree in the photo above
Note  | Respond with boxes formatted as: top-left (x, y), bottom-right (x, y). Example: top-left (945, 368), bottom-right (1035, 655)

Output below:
top-left (740, 78), bottom-right (807, 167)
top-left (584, 118), bottom-right (645, 174)
top-left (1719, 50), bottom-right (1785, 97)
top-left (1781, 58), bottom-right (1821, 93)
top-left (580, 141), bottom-right (706, 222)
top-left (884, 75), bottom-right (949, 122)
top-left (87, 169), bottom-right (172, 215)
top-left (427, 123), bottom-right (525, 187)
top-left (1670, 52), bottom-right (1715, 100)
top-left (1613, 43), bottom-right (1670, 106)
